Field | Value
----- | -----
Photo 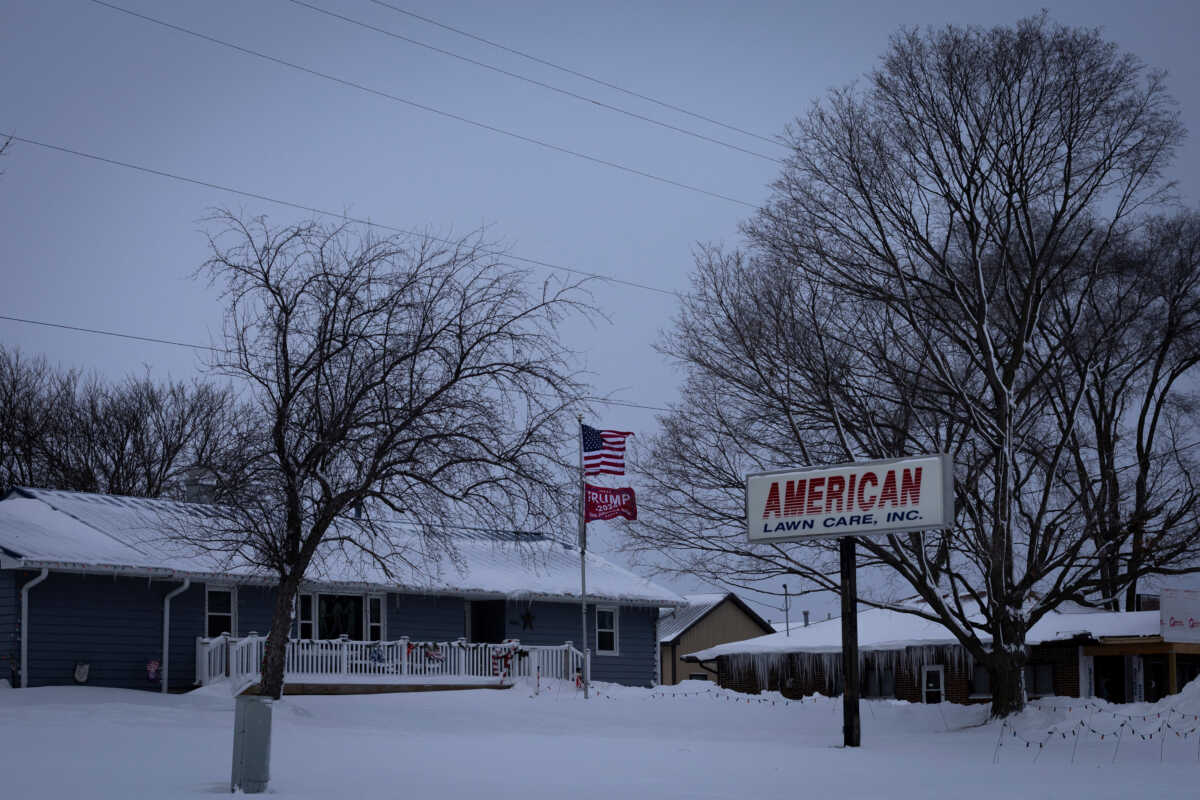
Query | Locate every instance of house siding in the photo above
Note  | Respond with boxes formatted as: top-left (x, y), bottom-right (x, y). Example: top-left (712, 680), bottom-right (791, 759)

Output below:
top-left (23, 571), bottom-right (204, 691)
top-left (14, 573), bottom-right (660, 689)
top-left (893, 662), bottom-right (972, 704)
top-left (165, 582), bottom-right (205, 690)
top-left (0, 569), bottom-right (17, 685)
top-left (718, 643), bottom-right (1092, 705)
top-left (662, 600), bottom-right (771, 685)
top-left (236, 585), bottom-right (280, 638)
top-left (1031, 643), bottom-right (1081, 699)
top-left (388, 593), bottom-right (466, 642)
top-left (505, 600), bottom-right (658, 687)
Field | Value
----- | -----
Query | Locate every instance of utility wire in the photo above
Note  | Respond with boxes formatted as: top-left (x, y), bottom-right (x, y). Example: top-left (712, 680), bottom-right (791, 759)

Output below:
top-left (284, 0), bottom-right (783, 165)
top-left (89, 0), bottom-right (758, 210)
top-left (4, 310), bottom-right (1197, 467)
top-left (9, 309), bottom-right (1197, 466)
top-left (1, 133), bottom-right (676, 297)
top-left (0, 313), bottom-right (222, 353)
top-left (368, 0), bottom-right (783, 149)
top-left (0, 313), bottom-right (673, 412)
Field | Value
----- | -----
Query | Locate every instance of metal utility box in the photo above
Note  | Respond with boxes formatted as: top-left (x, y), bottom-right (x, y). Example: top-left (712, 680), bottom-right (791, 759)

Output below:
top-left (230, 695), bottom-right (273, 793)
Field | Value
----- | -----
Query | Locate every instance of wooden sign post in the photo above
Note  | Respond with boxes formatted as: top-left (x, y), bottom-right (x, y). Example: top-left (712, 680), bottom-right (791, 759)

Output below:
top-left (745, 454), bottom-right (953, 749)
top-left (839, 536), bottom-right (860, 747)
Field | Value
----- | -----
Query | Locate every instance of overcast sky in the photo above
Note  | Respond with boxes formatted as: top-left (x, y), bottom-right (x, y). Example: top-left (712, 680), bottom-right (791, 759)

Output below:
top-left (3, 0), bottom-right (1199, 622)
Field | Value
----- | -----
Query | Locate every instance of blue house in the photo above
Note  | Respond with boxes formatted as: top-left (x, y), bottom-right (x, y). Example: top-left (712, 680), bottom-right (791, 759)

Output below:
top-left (0, 488), bottom-right (680, 692)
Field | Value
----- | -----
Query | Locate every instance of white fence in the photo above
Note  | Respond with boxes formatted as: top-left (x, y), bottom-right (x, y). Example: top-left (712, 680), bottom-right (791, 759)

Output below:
top-left (196, 635), bottom-right (589, 695)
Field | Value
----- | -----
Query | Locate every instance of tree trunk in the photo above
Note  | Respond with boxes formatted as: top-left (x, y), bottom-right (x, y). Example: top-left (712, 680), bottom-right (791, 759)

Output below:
top-left (988, 659), bottom-right (1025, 717)
top-left (259, 580), bottom-right (298, 700)
top-left (988, 610), bottom-right (1028, 718)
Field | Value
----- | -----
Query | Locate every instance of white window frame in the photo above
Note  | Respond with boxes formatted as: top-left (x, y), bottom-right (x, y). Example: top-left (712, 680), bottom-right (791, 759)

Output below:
top-left (297, 592), bottom-right (317, 640)
top-left (365, 594), bottom-right (385, 641)
top-left (205, 586), bottom-right (237, 639)
top-left (921, 664), bottom-right (944, 704)
top-left (595, 605), bottom-right (619, 656)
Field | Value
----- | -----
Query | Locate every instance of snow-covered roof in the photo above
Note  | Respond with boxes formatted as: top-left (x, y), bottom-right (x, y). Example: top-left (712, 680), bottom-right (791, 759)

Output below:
top-left (658, 594), bottom-right (727, 643)
top-left (657, 592), bottom-right (774, 644)
top-left (0, 488), bottom-right (682, 606)
top-left (686, 604), bottom-right (1161, 661)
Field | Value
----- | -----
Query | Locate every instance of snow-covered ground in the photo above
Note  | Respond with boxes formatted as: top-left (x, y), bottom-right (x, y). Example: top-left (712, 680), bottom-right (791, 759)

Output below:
top-left (2, 679), bottom-right (1199, 798)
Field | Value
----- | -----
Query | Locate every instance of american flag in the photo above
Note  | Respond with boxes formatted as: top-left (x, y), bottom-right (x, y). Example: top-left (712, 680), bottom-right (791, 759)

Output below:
top-left (582, 425), bottom-right (633, 476)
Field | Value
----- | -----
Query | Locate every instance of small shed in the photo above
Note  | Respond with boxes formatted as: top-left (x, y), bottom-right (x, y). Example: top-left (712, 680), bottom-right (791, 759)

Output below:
top-left (658, 593), bottom-right (773, 685)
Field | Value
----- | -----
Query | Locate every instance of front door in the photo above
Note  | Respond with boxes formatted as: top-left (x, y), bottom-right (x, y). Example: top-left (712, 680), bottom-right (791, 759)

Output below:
top-left (470, 600), bottom-right (506, 643)
top-left (922, 665), bottom-right (944, 704)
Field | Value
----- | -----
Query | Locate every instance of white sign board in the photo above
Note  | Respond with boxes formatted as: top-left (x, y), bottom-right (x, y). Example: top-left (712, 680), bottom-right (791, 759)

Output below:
top-left (746, 454), bottom-right (954, 543)
top-left (1160, 588), bottom-right (1200, 643)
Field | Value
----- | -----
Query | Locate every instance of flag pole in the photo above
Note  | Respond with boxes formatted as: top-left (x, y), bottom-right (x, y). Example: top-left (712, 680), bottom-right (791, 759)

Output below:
top-left (578, 414), bottom-right (589, 699)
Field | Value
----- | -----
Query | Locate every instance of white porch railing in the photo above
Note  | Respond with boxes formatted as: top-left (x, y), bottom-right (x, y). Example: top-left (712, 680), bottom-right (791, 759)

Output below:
top-left (196, 635), bottom-right (589, 695)
top-left (195, 633), bottom-right (231, 686)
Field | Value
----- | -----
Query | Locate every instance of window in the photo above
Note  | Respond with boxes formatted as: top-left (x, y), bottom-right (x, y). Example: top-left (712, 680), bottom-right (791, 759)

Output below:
top-left (319, 594), bottom-right (364, 639)
top-left (298, 594), bottom-right (315, 639)
top-left (367, 596), bottom-right (384, 641)
top-left (1024, 663), bottom-right (1054, 697)
top-left (688, 673), bottom-right (709, 681)
top-left (206, 588), bottom-right (234, 638)
top-left (969, 666), bottom-right (991, 697)
top-left (595, 607), bottom-right (618, 655)
top-left (863, 662), bottom-right (896, 698)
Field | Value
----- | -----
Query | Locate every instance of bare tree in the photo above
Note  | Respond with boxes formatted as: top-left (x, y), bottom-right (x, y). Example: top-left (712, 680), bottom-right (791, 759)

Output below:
top-left (1059, 214), bottom-right (1200, 610)
top-left (190, 210), bottom-right (584, 700)
top-left (0, 347), bottom-right (74, 489)
top-left (627, 16), bottom-right (1195, 716)
top-left (63, 375), bottom-right (241, 497)
top-left (0, 346), bottom-right (241, 498)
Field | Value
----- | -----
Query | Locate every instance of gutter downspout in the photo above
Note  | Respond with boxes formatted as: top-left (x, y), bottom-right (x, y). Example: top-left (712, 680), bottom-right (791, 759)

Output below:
top-left (162, 578), bottom-right (191, 694)
top-left (20, 568), bottom-right (50, 688)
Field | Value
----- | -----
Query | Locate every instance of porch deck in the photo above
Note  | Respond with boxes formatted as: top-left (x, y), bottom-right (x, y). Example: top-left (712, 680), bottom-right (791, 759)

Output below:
top-left (197, 635), bottom-right (590, 695)
top-left (240, 679), bottom-right (514, 695)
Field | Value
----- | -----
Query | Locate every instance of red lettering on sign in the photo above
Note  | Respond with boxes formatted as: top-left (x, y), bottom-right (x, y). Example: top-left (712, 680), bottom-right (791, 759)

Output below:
top-left (806, 477), bottom-right (825, 515)
top-left (762, 482), bottom-right (781, 518)
top-left (825, 475), bottom-right (845, 513)
top-left (857, 472), bottom-right (878, 511)
top-left (878, 470), bottom-right (899, 508)
top-left (900, 467), bottom-right (922, 506)
top-left (784, 480), bottom-right (806, 517)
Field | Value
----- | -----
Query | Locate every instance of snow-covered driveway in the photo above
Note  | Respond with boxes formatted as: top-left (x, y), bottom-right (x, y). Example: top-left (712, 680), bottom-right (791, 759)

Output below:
top-left (2, 680), bottom-right (1198, 798)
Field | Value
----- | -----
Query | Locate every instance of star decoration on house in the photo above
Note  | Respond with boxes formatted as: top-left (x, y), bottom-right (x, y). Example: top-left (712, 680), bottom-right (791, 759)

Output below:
top-left (520, 609), bottom-right (535, 630)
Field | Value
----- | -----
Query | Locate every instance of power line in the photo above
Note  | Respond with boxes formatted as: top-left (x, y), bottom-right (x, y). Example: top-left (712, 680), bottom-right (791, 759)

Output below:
top-left (368, 0), bottom-right (784, 149)
top-left (0, 313), bottom-right (673, 413)
top-left (284, 0), bottom-right (784, 165)
top-left (89, 0), bottom-right (758, 210)
top-left (0, 314), bottom-right (222, 353)
top-left (1, 132), bottom-right (676, 297)
top-left (5, 313), bottom-right (1196, 466)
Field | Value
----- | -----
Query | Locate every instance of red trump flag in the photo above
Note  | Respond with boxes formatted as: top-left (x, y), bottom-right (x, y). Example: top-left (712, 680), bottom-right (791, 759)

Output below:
top-left (584, 484), bottom-right (637, 522)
